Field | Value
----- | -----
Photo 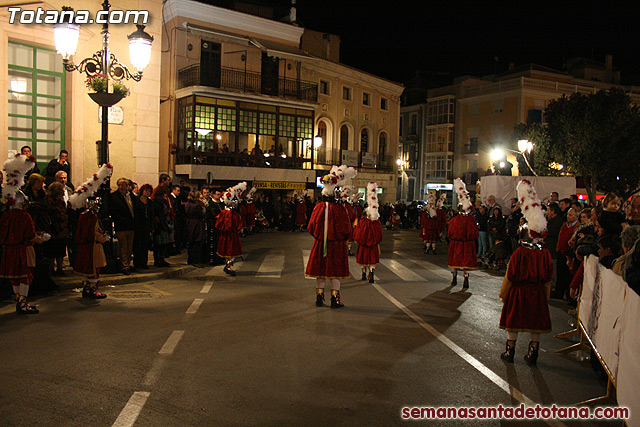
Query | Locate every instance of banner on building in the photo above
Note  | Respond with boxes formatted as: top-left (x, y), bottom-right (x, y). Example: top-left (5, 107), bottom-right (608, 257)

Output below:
top-left (361, 152), bottom-right (377, 168)
top-left (341, 150), bottom-right (358, 167)
top-left (253, 181), bottom-right (306, 190)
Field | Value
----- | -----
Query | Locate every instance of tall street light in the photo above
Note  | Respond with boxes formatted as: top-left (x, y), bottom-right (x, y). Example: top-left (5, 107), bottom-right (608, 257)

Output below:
top-left (491, 140), bottom-right (538, 176)
top-left (53, 2), bottom-right (153, 271)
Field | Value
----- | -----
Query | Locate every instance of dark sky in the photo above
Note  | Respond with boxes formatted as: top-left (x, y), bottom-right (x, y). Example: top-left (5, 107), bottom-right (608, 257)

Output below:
top-left (290, 0), bottom-right (640, 86)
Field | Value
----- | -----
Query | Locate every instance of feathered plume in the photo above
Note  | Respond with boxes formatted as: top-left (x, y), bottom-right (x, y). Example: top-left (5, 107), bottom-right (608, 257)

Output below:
top-left (321, 165), bottom-right (357, 197)
top-left (68, 164), bottom-right (114, 209)
top-left (2, 153), bottom-right (36, 206)
top-left (365, 181), bottom-right (379, 221)
top-left (222, 181), bottom-right (247, 206)
top-left (436, 192), bottom-right (447, 209)
top-left (340, 185), bottom-right (356, 201)
top-left (350, 192), bottom-right (364, 204)
top-left (454, 178), bottom-right (472, 213)
top-left (426, 193), bottom-right (437, 217)
top-left (517, 179), bottom-right (547, 235)
top-left (245, 187), bottom-right (257, 201)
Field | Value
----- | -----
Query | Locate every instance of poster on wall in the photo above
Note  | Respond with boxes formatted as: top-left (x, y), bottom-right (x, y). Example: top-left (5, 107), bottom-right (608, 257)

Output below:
top-left (341, 150), bottom-right (358, 166)
top-left (361, 152), bottom-right (377, 168)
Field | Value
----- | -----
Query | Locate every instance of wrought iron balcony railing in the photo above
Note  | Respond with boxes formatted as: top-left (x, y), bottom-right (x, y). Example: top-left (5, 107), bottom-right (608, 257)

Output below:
top-left (177, 64), bottom-right (318, 103)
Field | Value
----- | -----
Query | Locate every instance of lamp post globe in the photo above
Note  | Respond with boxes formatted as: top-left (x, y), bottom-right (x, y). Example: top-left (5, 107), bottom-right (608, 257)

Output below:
top-left (128, 24), bottom-right (154, 72)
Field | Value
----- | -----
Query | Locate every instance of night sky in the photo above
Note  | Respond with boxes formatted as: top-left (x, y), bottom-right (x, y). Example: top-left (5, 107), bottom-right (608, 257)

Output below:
top-left (291, 0), bottom-right (640, 86)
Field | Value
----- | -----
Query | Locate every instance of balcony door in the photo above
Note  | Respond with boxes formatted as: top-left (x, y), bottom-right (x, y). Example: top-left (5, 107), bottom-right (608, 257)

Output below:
top-left (201, 40), bottom-right (221, 87)
top-left (261, 52), bottom-right (279, 96)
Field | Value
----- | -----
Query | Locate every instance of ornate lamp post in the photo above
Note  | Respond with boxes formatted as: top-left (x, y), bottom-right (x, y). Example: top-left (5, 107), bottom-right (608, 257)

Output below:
top-left (54, 1), bottom-right (153, 272)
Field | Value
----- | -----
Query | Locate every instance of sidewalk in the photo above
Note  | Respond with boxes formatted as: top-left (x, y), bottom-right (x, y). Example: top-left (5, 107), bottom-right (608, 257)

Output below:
top-left (47, 251), bottom-right (196, 292)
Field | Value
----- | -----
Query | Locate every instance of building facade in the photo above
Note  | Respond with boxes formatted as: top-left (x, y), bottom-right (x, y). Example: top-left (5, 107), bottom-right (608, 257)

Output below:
top-left (1, 0), bottom-right (163, 187)
top-left (161, 0), bottom-right (403, 201)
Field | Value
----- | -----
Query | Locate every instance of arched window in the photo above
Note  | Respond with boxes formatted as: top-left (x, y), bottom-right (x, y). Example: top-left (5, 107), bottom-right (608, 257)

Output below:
top-left (340, 125), bottom-right (349, 150)
top-left (379, 132), bottom-right (387, 159)
top-left (360, 129), bottom-right (368, 152)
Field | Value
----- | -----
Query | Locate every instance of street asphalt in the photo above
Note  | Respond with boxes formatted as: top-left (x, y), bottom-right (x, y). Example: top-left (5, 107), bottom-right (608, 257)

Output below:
top-left (0, 229), bottom-right (620, 426)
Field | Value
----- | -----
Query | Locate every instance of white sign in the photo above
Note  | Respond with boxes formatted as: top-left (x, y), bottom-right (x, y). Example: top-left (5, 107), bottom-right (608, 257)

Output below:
top-left (98, 106), bottom-right (124, 125)
top-left (426, 183), bottom-right (453, 190)
top-left (361, 152), bottom-right (377, 168)
top-left (341, 150), bottom-right (358, 167)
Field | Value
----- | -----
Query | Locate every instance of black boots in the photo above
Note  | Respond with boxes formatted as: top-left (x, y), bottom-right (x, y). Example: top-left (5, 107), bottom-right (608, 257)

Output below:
top-left (330, 289), bottom-right (344, 309)
top-left (524, 341), bottom-right (539, 366)
top-left (316, 289), bottom-right (324, 307)
top-left (462, 275), bottom-right (469, 289)
top-left (361, 271), bottom-right (367, 281)
top-left (500, 340), bottom-right (516, 363)
top-left (223, 263), bottom-right (236, 276)
top-left (82, 283), bottom-right (107, 299)
top-left (368, 270), bottom-right (375, 284)
top-left (15, 295), bottom-right (38, 314)
top-left (450, 273), bottom-right (457, 287)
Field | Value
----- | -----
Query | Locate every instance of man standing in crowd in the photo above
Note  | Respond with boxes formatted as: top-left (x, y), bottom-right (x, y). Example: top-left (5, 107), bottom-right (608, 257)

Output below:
top-left (545, 202), bottom-right (563, 295)
top-left (21, 146), bottom-right (40, 180)
top-left (45, 150), bottom-right (70, 186)
top-left (548, 191), bottom-right (559, 204)
top-left (55, 171), bottom-right (74, 204)
top-left (170, 184), bottom-right (185, 255)
top-left (206, 188), bottom-right (224, 265)
top-left (553, 207), bottom-right (578, 300)
top-left (111, 178), bottom-right (136, 275)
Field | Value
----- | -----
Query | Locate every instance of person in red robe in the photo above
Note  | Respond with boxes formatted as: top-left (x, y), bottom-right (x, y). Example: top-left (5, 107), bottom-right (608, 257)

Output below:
top-left (354, 182), bottom-right (383, 283)
top-left (239, 200), bottom-right (248, 237)
top-left (339, 186), bottom-right (357, 255)
top-left (295, 193), bottom-right (307, 231)
top-left (216, 182), bottom-right (246, 276)
top-left (499, 179), bottom-right (553, 366)
top-left (306, 165), bottom-right (356, 308)
top-left (436, 192), bottom-right (448, 242)
top-left (448, 178), bottom-right (479, 289)
top-left (74, 201), bottom-right (108, 299)
top-left (421, 193), bottom-right (439, 254)
top-left (1, 154), bottom-right (49, 314)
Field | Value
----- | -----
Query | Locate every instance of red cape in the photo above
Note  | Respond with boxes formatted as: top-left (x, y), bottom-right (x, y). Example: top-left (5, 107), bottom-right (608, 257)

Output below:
top-left (447, 214), bottom-right (479, 269)
top-left (216, 209), bottom-right (243, 257)
top-left (305, 201), bottom-right (352, 278)
top-left (354, 218), bottom-right (383, 266)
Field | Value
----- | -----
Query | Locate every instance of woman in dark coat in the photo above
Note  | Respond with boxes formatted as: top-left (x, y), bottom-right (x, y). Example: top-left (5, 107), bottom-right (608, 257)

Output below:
top-left (23, 173), bottom-right (46, 203)
top-left (133, 184), bottom-right (154, 269)
top-left (152, 185), bottom-right (173, 267)
top-left (184, 190), bottom-right (206, 266)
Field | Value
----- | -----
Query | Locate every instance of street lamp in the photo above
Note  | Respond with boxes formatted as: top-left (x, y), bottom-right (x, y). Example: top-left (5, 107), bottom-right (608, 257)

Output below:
top-left (491, 142), bottom-right (538, 176)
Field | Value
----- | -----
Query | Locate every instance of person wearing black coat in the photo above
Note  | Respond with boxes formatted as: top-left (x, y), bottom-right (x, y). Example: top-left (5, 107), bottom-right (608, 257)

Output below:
top-left (111, 178), bottom-right (136, 274)
top-left (133, 184), bottom-right (155, 269)
top-left (45, 150), bottom-right (71, 186)
top-left (184, 191), bottom-right (206, 266)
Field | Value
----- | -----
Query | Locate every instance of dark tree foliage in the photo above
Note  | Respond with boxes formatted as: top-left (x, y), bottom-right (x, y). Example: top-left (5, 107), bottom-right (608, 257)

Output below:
top-left (511, 89), bottom-right (640, 205)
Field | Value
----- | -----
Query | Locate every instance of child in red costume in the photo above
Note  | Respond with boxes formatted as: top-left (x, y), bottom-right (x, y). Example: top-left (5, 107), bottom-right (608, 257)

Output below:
top-left (306, 165), bottom-right (356, 308)
top-left (448, 178), bottom-right (479, 289)
top-left (217, 182), bottom-right (246, 276)
top-left (354, 182), bottom-right (383, 283)
top-left (421, 193), bottom-right (439, 254)
top-left (499, 179), bottom-right (553, 366)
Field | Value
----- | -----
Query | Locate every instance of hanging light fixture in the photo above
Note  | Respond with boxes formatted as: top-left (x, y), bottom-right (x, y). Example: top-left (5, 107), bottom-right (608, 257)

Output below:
top-left (128, 24), bottom-right (154, 72)
top-left (53, 7), bottom-right (79, 60)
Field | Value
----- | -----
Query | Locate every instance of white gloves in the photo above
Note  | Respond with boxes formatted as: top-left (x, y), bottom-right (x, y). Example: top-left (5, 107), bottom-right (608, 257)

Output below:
top-left (41, 233), bottom-right (52, 242)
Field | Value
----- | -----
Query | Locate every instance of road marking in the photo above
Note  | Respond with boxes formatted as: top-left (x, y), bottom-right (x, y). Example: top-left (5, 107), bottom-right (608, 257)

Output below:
top-left (185, 298), bottom-right (204, 314)
top-left (348, 256), bottom-right (362, 280)
top-left (256, 254), bottom-right (285, 278)
top-left (142, 284), bottom-right (172, 296)
top-left (371, 283), bottom-right (566, 427)
top-left (380, 259), bottom-right (424, 282)
top-left (409, 258), bottom-right (453, 281)
top-left (206, 252), bottom-right (248, 276)
top-left (142, 357), bottom-right (166, 387)
top-left (112, 391), bottom-right (150, 427)
top-left (302, 250), bottom-right (314, 280)
top-left (201, 282), bottom-right (213, 294)
top-left (158, 330), bottom-right (185, 355)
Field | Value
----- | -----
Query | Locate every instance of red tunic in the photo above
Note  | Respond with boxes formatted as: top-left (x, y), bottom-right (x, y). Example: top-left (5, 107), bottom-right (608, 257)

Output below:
top-left (0, 209), bottom-right (36, 280)
top-left (343, 204), bottom-right (356, 242)
top-left (245, 202), bottom-right (257, 227)
top-left (420, 211), bottom-right (439, 242)
top-left (216, 209), bottom-right (243, 258)
top-left (295, 202), bottom-right (307, 225)
top-left (447, 214), bottom-right (479, 269)
top-left (240, 202), bottom-right (248, 228)
top-left (305, 201), bottom-right (352, 278)
top-left (499, 246), bottom-right (553, 333)
top-left (73, 212), bottom-right (105, 276)
top-left (354, 218), bottom-right (383, 266)
top-left (436, 208), bottom-right (447, 234)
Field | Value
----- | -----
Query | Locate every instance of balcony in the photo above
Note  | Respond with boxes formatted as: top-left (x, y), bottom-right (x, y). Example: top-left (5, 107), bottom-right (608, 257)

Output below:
top-left (176, 148), bottom-right (312, 170)
top-left (177, 65), bottom-right (318, 103)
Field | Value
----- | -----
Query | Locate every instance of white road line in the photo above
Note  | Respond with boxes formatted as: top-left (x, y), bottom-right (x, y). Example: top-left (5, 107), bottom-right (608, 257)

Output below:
top-left (348, 255), bottom-right (362, 280)
top-left (185, 298), bottom-right (204, 314)
top-left (371, 284), bottom-right (566, 427)
top-left (302, 250), bottom-right (313, 280)
top-left (112, 391), bottom-right (150, 427)
top-left (142, 357), bottom-right (166, 387)
top-left (201, 282), bottom-right (212, 293)
top-left (256, 254), bottom-right (285, 278)
top-left (158, 330), bottom-right (185, 355)
top-left (410, 259), bottom-right (453, 281)
top-left (380, 259), bottom-right (424, 282)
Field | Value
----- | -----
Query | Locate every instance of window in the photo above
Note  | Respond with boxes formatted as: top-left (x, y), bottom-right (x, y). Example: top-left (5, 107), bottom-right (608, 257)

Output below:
top-left (340, 125), bottom-right (349, 150)
top-left (424, 154), bottom-right (453, 180)
top-left (493, 100), bottom-right (504, 114)
top-left (8, 42), bottom-right (65, 165)
top-left (410, 114), bottom-right (417, 135)
top-left (399, 116), bottom-right (403, 136)
top-left (426, 126), bottom-right (454, 152)
top-left (381, 97), bottom-right (388, 110)
top-left (465, 128), bottom-right (479, 153)
top-left (360, 129), bottom-right (368, 152)
top-left (362, 92), bottom-right (370, 106)
top-left (427, 97), bottom-right (455, 125)
top-left (470, 104), bottom-right (479, 117)
top-left (378, 132), bottom-right (387, 159)
top-left (342, 86), bottom-right (352, 101)
top-left (319, 80), bottom-right (330, 95)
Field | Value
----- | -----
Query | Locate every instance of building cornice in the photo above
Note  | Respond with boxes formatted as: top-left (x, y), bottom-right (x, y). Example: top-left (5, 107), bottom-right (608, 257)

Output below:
top-left (175, 86), bottom-right (317, 110)
top-left (305, 60), bottom-right (404, 96)
top-left (164, 0), bottom-right (304, 44)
